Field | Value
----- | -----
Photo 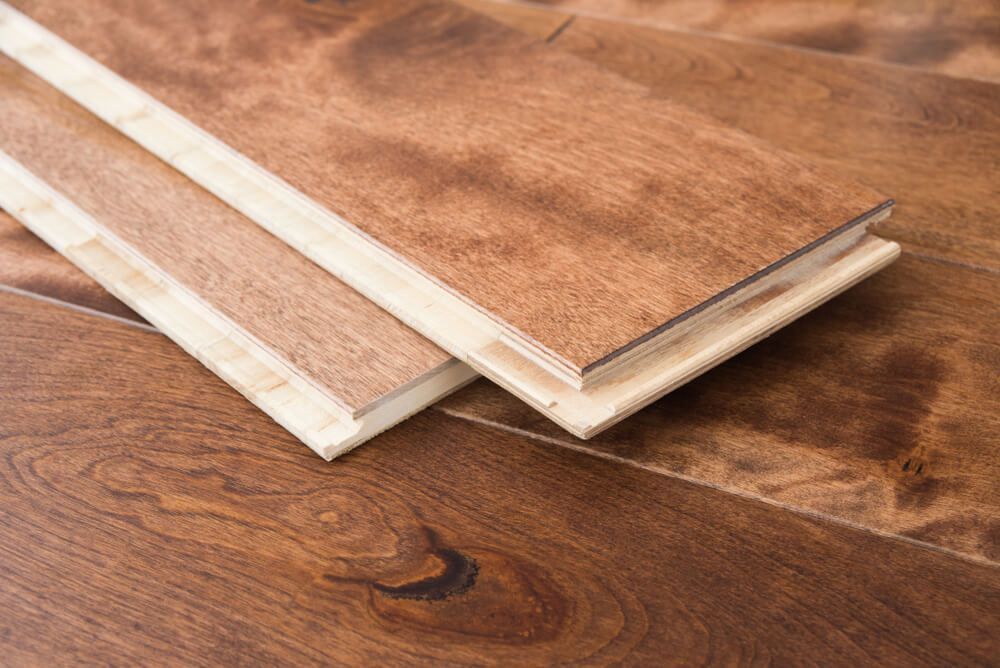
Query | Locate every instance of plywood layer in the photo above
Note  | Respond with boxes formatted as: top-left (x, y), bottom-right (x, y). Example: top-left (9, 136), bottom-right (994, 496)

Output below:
top-left (1, 0), bottom-right (889, 375)
top-left (0, 57), bottom-right (476, 459)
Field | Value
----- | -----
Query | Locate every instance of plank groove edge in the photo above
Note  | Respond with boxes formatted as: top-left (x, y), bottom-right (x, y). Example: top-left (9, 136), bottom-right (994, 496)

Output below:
top-left (0, 153), bottom-right (476, 460)
top-left (0, 3), bottom-right (897, 438)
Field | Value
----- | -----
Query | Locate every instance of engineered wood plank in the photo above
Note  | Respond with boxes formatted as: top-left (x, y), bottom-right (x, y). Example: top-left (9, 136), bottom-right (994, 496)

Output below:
top-left (0, 0), bottom-right (898, 438)
top-left (0, 208), bottom-right (142, 322)
top-left (524, 0), bottom-right (1000, 81)
top-left (1, 290), bottom-right (998, 665)
top-left (0, 56), bottom-right (475, 460)
top-left (518, 7), bottom-right (1000, 271)
top-left (439, 253), bottom-right (1000, 563)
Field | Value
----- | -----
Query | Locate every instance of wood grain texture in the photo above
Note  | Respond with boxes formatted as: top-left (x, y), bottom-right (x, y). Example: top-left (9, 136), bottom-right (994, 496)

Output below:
top-left (455, 0), bottom-right (572, 38)
top-left (1, 289), bottom-right (998, 665)
top-left (0, 208), bottom-right (142, 322)
top-left (468, 0), bottom-right (1000, 271)
top-left (0, 56), bottom-right (456, 417)
top-left (3, 0), bottom-right (890, 373)
top-left (439, 253), bottom-right (1000, 563)
top-left (527, 0), bottom-right (1000, 81)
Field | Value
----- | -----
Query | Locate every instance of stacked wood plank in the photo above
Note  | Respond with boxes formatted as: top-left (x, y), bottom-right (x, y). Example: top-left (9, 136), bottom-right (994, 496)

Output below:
top-left (1, 0), bottom-right (997, 662)
top-left (0, 0), bottom-right (901, 456)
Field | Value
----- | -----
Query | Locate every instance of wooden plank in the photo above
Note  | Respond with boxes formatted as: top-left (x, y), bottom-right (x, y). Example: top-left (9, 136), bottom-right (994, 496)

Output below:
top-left (0, 208), bottom-right (142, 322)
top-left (522, 0), bottom-right (1000, 81)
top-left (0, 57), bottom-right (476, 460)
top-left (511, 7), bottom-right (1000, 271)
top-left (0, 0), bottom-right (899, 438)
top-left (439, 253), bottom-right (1000, 563)
top-left (1, 290), bottom-right (997, 665)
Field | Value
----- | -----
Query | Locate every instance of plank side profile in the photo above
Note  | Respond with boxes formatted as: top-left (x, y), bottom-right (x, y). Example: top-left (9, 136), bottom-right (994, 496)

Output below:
top-left (0, 0), bottom-right (899, 437)
top-left (0, 57), bottom-right (476, 460)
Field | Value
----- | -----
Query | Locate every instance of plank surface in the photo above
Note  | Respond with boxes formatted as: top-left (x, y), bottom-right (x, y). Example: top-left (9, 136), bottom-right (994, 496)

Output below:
top-left (0, 208), bottom-right (141, 322)
top-left (467, 0), bottom-right (1000, 271)
top-left (528, 0), bottom-right (1000, 81)
top-left (0, 56), bottom-right (475, 458)
top-left (440, 253), bottom-right (1000, 563)
top-left (1, 289), bottom-right (998, 665)
top-left (3, 0), bottom-right (889, 374)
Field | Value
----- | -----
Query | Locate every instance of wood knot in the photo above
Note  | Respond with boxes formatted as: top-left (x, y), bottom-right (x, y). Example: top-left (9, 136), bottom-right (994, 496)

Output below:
top-left (372, 547), bottom-right (478, 601)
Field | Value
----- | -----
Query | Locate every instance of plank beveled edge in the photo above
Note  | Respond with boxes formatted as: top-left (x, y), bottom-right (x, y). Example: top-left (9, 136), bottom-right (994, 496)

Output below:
top-left (0, 4), bottom-right (899, 438)
top-left (0, 153), bottom-right (477, 460)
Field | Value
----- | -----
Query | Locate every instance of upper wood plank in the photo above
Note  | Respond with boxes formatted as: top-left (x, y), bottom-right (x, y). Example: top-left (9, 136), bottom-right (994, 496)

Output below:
top-left (526, 8), bottom-right (1000, 271)
top-left (1, 289), bottom-right (997, 665)
top-left (0, 56), bottom-right (455, 417)
top-left (5, 0), bottom-right (889, 374)
top-left (531, 0), bottom-right (1000, 81)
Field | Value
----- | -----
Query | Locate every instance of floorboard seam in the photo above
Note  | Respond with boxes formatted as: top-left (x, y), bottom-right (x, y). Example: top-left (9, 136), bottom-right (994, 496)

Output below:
top-left (544, 14), bottom-right (575, 44)
top-left (902, 250), bottom-right (1000, 276)
top-left (0, 283), bottom-right (156, 333)
top-left (482, 0), bottom-right (1000, 86)
top-left (432, 405), bottom-right (999, 569)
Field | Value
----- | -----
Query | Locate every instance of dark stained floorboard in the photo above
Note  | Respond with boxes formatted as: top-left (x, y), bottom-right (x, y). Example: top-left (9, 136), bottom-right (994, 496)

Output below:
top-left (439, 254), bottom-right (1000, 563)
top-left (1, 290), bottom-right (998, 665)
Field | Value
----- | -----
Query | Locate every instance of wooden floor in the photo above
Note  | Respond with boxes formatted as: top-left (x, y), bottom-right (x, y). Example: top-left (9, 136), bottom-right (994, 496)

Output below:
top-left (1, 1), bottom-right (998, 664)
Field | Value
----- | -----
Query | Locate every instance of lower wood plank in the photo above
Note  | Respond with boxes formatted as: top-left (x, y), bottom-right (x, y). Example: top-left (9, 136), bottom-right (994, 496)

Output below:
top-left (0, 290), bottom-right (997, 665)
top-left (439, 253), bottom-right (1000, 564)
top-left (0, 208), bottom-right (142, 322)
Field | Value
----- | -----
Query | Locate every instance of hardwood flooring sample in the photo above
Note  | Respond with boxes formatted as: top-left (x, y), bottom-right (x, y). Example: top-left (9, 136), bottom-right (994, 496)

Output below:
top-left (499, 4), bottom-right (1000, 271)
top-left (526, 0), bottom-right (1000, 81)
top-left (0, 208), bottom-right (143, 322)
top-left (0, 0), bottom-right (899, 437)
top-left (0, 57), bottom-right (475, 460)
top-left (440, 253), bottom-right (1000, 563)
top-left (2, 290), bottom-right (998, 664)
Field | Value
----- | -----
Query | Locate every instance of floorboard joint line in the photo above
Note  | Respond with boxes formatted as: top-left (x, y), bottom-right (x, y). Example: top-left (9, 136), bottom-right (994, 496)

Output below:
top-left (544, 14), bottom-right (575, 43)
top-left (432, 405), bottom-right (1000, 569)
top-left (0, 283), bottom-right (159, 333)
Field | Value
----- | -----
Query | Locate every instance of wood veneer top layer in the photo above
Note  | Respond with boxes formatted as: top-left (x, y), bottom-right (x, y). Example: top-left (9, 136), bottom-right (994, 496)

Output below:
top-left (7, 0), bottom-right (889, 374)
top-left (0, 56), bottom-right (453, 416)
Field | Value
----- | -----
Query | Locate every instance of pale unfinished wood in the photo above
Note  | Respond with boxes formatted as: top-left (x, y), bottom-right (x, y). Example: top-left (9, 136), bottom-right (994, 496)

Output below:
top-left (0, 0), bottom-right (897, 438)
top-left (0, 59), bottom-right (477, 460)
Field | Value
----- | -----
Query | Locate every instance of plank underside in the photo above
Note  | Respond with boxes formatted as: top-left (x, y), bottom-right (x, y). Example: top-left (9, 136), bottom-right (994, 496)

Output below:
top-left (0, 57), bottom-right (477, 460)
top-left (0, 0), bottom-right (899, 438)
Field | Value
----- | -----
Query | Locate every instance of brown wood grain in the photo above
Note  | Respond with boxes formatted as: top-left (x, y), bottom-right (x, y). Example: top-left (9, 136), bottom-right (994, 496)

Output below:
top-left (528, 0), bottom-right (1000, 81)
top-left (559, 13), bottom-right (1000, 270)
top-left (0, 55), bottom-right (453, 415)
top-left (455, 0), bottom-right (572, 38)
top-left (439, 253), bottom-right (1000, 563)
top-left (1, 289), bottom-right (998, 665)
top-left (0, 208), bottom-right (142, 322)
top-left (467, 0), bottom-right (1000, 271)
top-left (9, 0), bottom-right (890, 373)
